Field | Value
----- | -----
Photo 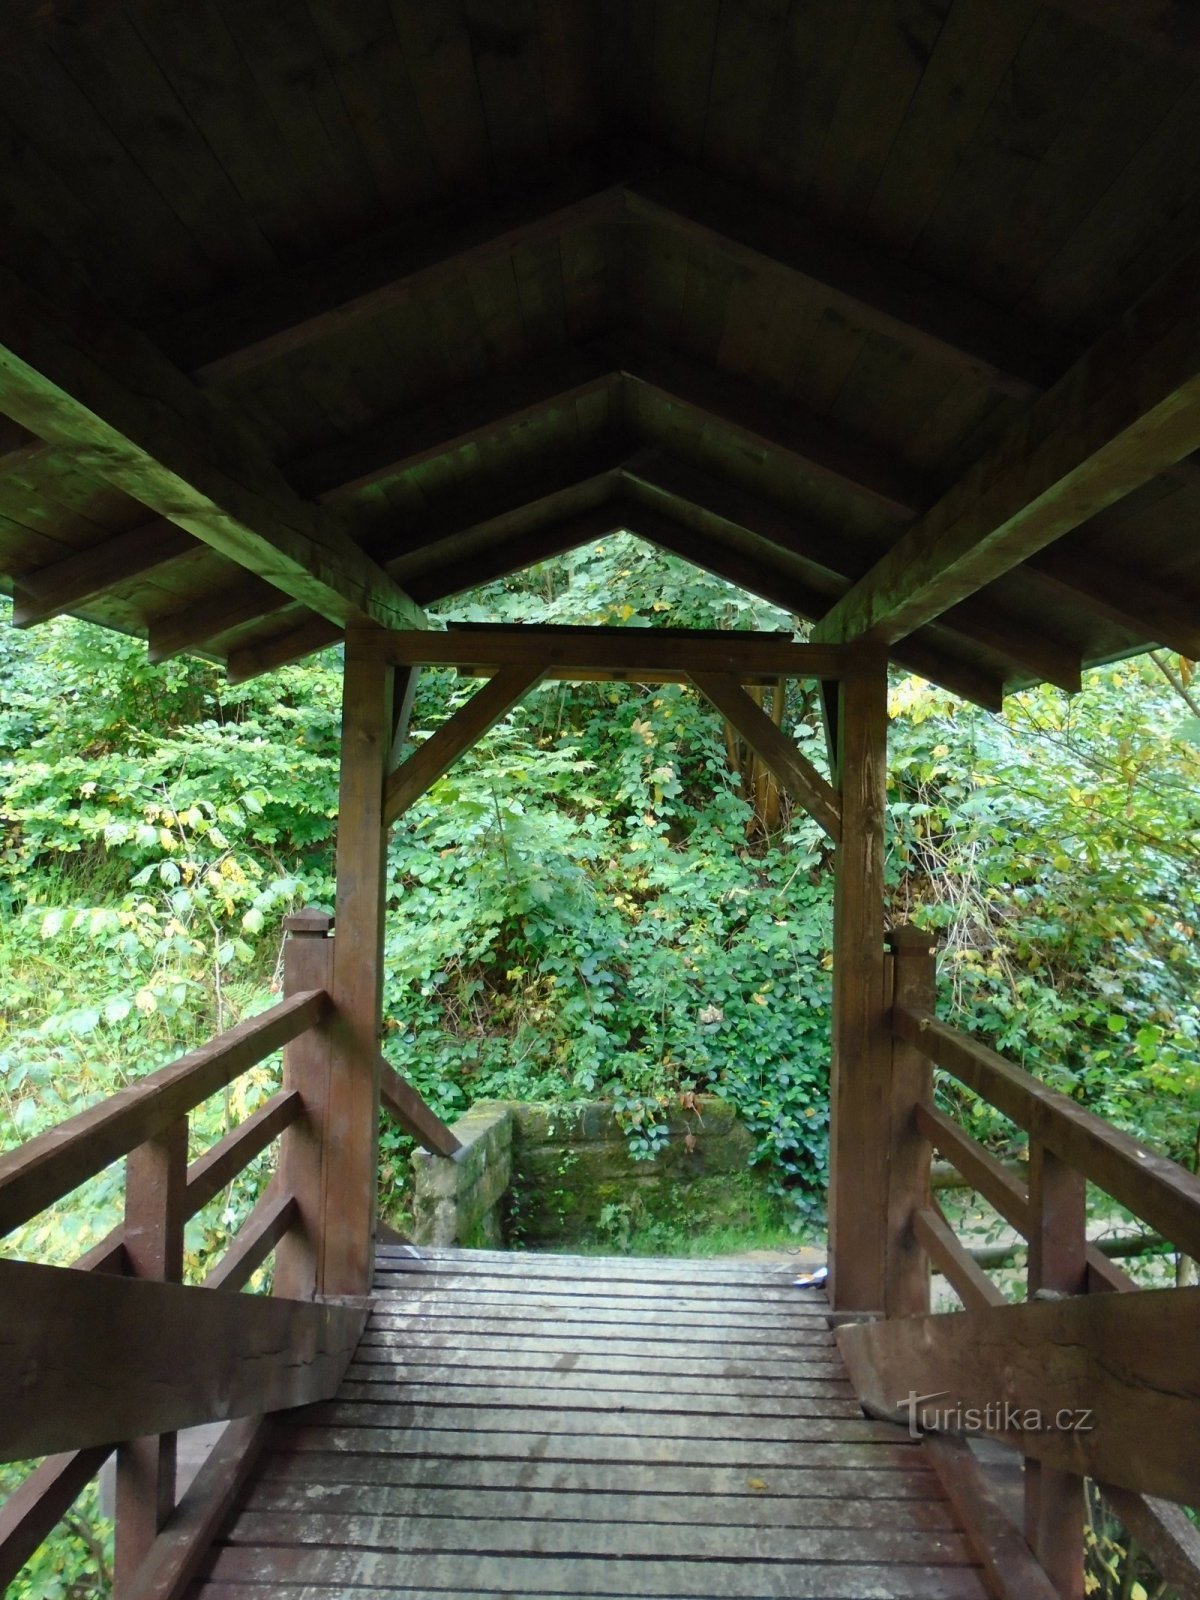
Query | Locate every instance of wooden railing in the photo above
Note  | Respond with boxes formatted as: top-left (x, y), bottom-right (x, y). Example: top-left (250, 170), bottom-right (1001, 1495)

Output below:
top-left (0, 907), bottom-right (457, 1600)
top-left (880, 925), bottom-right (1200, 1600)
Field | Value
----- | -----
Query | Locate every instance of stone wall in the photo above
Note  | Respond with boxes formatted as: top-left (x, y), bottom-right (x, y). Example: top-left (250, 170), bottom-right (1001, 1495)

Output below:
top-left (509, 1096), bottom-right (757, 1245)
top-left (410, 1103), bottom-right (513, 1247)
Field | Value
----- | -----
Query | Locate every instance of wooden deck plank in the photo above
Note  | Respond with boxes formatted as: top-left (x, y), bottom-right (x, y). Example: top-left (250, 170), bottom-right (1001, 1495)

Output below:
top-left (189, 1247), bottom-right (985, 1600)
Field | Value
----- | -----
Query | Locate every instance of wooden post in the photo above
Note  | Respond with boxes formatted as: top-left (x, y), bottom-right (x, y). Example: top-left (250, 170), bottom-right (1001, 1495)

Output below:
top-left (114, 1117), bottom-right (186, 1586)
top-left (828, 651), bottom-right (889, 1311)
top-left (884, 925), bottom-right (937, 1316)
top-left (275, 910), bottom-right (334, 1301)
top-left (324, 627), bottom-right (394, 1296)
top-left (1025, 1140), bottom-right (1088, 1600)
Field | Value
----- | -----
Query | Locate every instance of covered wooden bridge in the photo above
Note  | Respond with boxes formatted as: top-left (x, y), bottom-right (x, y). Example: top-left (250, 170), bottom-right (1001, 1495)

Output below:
top-left (2, 1), bottom-right (1200, 1595)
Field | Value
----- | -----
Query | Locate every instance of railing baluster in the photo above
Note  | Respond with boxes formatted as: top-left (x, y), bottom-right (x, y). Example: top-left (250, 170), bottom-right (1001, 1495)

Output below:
top-left (884, 926), bottom-right (938, 1316)
top-left (114, 1116), bottom-right (187, 1587)
top-left (275, 911), bottom-right (335, 1301)
top-left (1025, 1138), bottom-right (1088, 1600)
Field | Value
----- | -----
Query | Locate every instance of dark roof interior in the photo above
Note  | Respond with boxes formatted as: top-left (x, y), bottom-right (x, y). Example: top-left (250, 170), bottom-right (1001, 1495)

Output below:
top-left (2, 0), bottom-right (1200, 708)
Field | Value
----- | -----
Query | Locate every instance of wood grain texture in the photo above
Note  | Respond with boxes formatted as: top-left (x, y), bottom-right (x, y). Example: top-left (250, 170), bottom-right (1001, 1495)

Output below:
top-left (378, 1059), bottom-right (461, 1156)
top-left (0, 1257), bottom-right (366, 1461)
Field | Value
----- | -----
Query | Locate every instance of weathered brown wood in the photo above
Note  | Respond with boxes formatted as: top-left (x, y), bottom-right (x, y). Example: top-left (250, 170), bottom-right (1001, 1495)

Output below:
top-left (894, 1006), bottom-right (1200, 1260)
top-left (274, 912), bottom-right (335, 1302)
top-left (0, 1257), bottom-right (366, 1461)
top-left (885, 927), bottom-right (937, 1316)
top-left (12, 519), bottom-right (195, 626)
top-left (915, 1100), bottom-right (1032, 1234)
top-left (387, 667), bottom-right (419, 773)
top-left (117, 1115), bottom-right (187, 1584)
top-left (1030, 546), bottom-right (1200, 660)
top-left (324, 631), bottom-right (393, 1297)
top-left (225, 613), bottom-right (343, 686)
top-left (812, 242), bottom-right (1200, 645)
top-left (183, 1089), bottom-right (302, 1221)
top-left (689, 671), bottom-right (840, 841)
top-left (924, 1435), bottom-right (1061, 1600)
top-left (161, 173), bottom-right (624, 381)
top-left (201, 1188), bottom-right (298, 1294)
top-left (828, 653), bottom-right (890, 1311)
top-left (1099, 1483), bottom-right (1200, 1600)
top-left (383, 663), bottom-right (545, 827)
top-left (0, 245), bottom-right (425, 633)
top-left (148, 577), bottom-right (291, 664)
top-left (913, 1204), bottom-right (1005, 1311)
top-left (0, 990), bottom-right (328, 1238)
top-left (836, 1285), bottom-right (1200, 1505)
top-left (1025, 1141), bottom-right (1087, 1600)
top-left (367, 625), bottom-right (851, 681)
top-left (121, 1416), bottom-right (267, 1600)
top-left (379, 1059), bottom-right (461, 1157)
top-left (626, 165), bottom-right (1062, 398)
top-left (0, 1447), bottom-right (111, 1594)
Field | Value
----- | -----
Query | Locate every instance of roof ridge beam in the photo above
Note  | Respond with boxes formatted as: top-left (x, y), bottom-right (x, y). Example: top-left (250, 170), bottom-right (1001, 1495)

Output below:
top-left (0, 245), bottom-right (425, 634)
top-left (811, 243), bottom-right (1200, 647)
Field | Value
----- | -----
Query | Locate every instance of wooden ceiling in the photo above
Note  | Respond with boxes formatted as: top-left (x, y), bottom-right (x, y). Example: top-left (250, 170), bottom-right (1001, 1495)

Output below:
top-left (2, 0), bottom-right (1200, 708)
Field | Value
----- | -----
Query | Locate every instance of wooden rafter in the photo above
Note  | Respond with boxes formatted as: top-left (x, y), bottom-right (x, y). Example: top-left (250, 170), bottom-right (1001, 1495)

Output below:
top-left (383, 664), bottom-right (546, 828)
top-left (812, 244), bottom-right (1200, 646)
top-left (689, 672), bottom-right (841, 842)
top-left (0, 249), bottom-right (425, 634)
top-left (0, 1257), bottom-right (366, 1461)
top-left (620, 454), bottom-right (1082, 692)
top-left (13, 519), bottom-right (195, 627)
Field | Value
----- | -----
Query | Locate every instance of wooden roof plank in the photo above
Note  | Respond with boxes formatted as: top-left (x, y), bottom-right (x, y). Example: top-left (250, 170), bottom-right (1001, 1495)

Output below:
top-left (811, 243), bottom-right (1200, 646)
top-left (0, 245), bottom-right (425, 633)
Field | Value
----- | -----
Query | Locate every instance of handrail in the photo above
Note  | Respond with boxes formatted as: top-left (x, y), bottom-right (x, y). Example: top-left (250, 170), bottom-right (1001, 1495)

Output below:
top-left (895, 1003), bottom-right (1200, 1262)
top-left (0, 990), bottom-right (328, 1239)
top-left (379, 1056), bottom-right (461, 1157)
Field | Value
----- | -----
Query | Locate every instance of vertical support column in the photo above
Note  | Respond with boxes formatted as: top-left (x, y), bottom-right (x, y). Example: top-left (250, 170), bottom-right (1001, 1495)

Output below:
top-left (324, 626), bottom-right (394, 1297)
top-left (115, 1117), bottom-right (186, 1585)
top-left (1025, 1141), bottom-right (1087, 1599)
top-left (275, 910), bottom-right (335, 1301)
top-left (884, 925), bottom-right (937, 1316)
top-left (828, 651), bottom-right (889, 1312)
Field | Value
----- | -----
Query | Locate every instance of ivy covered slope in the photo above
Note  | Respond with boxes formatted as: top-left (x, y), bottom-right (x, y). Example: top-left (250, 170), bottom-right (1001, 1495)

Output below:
top-left (2, 533), bottom-right (1199, 1260)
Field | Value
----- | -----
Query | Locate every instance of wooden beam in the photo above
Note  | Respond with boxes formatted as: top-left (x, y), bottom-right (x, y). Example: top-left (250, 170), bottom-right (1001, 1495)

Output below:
top-left (0, 991), bottom-right (327, 1239)
top-left (367, 625), bottom-right (851, 684)
top-left (0, 1257), bottom-right (365, 1462)
top-left (812, 243), bottom-right (1200, 645)
top-left (626, 168), bottom-right (1065, 400)
top-left (688, 672), bottom-right (841, 841)
top-left (622, 454), bottom-right (1080, 692)
top-left (924, 1435), bottom-right (1062, 1600)
top-left (202, 1189), bottom-right (298, 1294)
top-left (828, 653), bottom-right (890, 1311)
top-left (120, 1416), bottom-right (266, 1600)
top-left (12, 520), bottom-right (197, 627)
top-left (0, 1447), bottom-right (111, 1594)
top-left (379, 1059), bottom-right (462, 1158)
top-left (617, 338), bottom-right (923, 520)
top-left (293, 354), bottom-right (618, 500)
top-left (383, 664), bottom-right (545, 828)
top-left (0, 247), bottom-right (424, 633)
top-left (148, 575), bottom-right (289, 664)
top-left (158, 173), bottom-right (624, 383)
top-left (1030, 546), bottom-right (1200, 660)
top-left (836, 1285), bottom-right (1200, 1506)
top-left (1099, 1483), bottom-right (1200, 1600)
top-left (225, 612), bottom-right (343, 685)
top-left (324, 631), bottom-right (394, 1296)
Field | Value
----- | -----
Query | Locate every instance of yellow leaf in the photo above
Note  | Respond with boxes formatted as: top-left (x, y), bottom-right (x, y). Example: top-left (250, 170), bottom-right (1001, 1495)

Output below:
top-left (747, 1477), bottom-right (767, 1492)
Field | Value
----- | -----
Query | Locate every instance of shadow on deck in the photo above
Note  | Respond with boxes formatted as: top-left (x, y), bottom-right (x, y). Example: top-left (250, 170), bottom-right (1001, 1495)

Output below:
top-left (192, 1246), bottom-right (987, 1599)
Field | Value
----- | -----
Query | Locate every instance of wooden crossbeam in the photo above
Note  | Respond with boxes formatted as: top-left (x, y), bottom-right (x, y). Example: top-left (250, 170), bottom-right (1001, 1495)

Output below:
top-left (13, 520), bottom-right (196, 627)
top-left (383, 665), bottom-right (546, 828)
top-left (688, 673), bottom-right (841, 841)
top-left (0, 1256), bottom-right (366, 1461)
top-left (836, 1285), bottom-right (1200, 1506)
top-left (621, 454), bottom-right (1081, 692)
top-left (379, 1059), bottom-right (461, 1158)
top-left (812, 243), bottom-right (1200, 645)
top-left (0, 245), bottom-right (425, 634)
